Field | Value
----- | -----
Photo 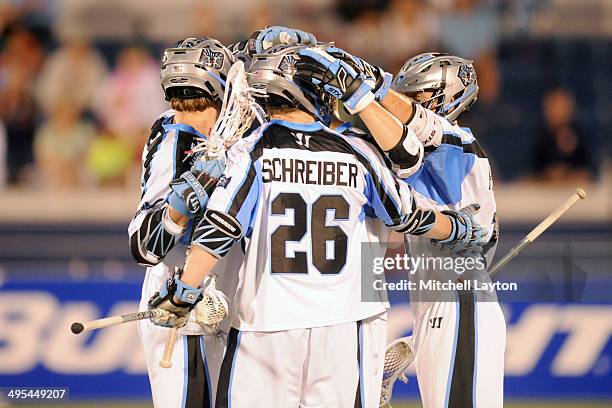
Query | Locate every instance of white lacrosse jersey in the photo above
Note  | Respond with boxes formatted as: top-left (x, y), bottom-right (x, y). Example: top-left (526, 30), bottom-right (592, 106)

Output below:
top-left (128, 109), bottom-right (243, 335)
top-left (404, 117), bottom-right (496, 241)
top-left (403, 117), bottom-right (499, 319)
top-left (205, 119), bottom-right (412, 332)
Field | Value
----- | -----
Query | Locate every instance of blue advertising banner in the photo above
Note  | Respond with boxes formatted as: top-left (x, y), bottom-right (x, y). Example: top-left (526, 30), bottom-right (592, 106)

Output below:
top-left (1, 280), bottom-right (611, 399)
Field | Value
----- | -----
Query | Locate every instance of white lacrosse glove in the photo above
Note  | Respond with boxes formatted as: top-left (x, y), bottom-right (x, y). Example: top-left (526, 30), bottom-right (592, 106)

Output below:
top-left (193, 274), bottom-right (229, 335)
top-left (380, 336), bottom-right (416, 407)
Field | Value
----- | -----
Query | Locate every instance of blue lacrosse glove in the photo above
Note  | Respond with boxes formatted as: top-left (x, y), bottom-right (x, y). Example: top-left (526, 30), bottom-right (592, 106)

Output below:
top-left (148, 267), bottom-right (203, 328)
top-left (168, 157), bottom-right (225, 218)
top-left (433, 204), bottom-right (488, 253)
top-left (324, 47), bottom-right (393, 101)
top-left (295, 48), bottom-right (375, 114)
top-left (231, 26), bottom-right (317, 63)
top-left (255, 26), bottom-right (317, 53)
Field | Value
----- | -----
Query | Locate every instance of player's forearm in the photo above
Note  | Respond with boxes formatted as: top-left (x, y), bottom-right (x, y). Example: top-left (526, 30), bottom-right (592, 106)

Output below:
top-left (380, 90), bottom-right (415, 124)
top-left (357, 101), bottom-right (404, 151)
top-left (180, 245), bottom-right (219, 288)
top-left (167, 205), bottom-right (190, 227)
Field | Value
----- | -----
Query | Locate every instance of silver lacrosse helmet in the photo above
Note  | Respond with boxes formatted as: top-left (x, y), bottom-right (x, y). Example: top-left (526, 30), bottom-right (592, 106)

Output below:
top-left (161, 37), bottom-right (234, 103)
top-left (393, 53), bottom-right (478, 122)
top-left (247, 43), bottom-right (333, 125)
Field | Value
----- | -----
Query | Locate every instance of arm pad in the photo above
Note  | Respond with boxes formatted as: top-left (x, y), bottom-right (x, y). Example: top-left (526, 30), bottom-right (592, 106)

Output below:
top-left (404, 102), bottom-right (444, 148)
top-left (384, 126), bottom-right (424, 178)
top-left (393, 199), bottom-right (437, 236)
top-left (191, 209), bottom-right (243, 259)
top-left (129, 206), bottom-right (186, 266)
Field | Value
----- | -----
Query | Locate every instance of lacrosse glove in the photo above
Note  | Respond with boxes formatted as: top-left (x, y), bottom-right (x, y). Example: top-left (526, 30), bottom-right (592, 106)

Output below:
top-left (148, 267), bottom-right (203, 328)
top-left (168, 157), bottom-right (225, 218)
top-left (295, 48), bottom-right (375, 114)
top-left (432, 203), bottom-right (488, 253)
top-left (324, 47), bottom-right (393, 101)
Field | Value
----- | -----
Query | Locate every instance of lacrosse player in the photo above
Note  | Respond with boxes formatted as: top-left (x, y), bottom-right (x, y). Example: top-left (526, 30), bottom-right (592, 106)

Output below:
top-left (293, 46), bottom-right (504, 407)
top-left (384, 53), bottom-right (505, 408)
top-left (332, 51), bottom-right (504, 407)
top-left (147, 43), bottom-right (489, 408)
top-left (128, 37), bottom-right (239, 408)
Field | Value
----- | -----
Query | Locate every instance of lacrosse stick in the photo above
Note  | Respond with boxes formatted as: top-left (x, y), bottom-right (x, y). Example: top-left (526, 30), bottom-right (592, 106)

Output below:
top-left (380, 336), bottom-right (415, 407)
top-left (189, 60), bottom-right (266, 159)
top-left (70, 310), bottom-right (168, 334)
top-left (489, 188), bottom-right (587, 277)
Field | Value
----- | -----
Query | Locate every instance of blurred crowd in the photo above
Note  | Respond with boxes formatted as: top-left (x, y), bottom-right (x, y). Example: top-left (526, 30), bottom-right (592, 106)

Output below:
top-left (0, 0), bottom-right (609, 191)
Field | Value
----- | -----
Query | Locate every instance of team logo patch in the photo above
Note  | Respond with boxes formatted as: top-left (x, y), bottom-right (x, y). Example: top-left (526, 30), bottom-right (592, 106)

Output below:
top-left (458, 64), bottom-right (476, 87)
top-left (200, 47), bottom-right (224, 69)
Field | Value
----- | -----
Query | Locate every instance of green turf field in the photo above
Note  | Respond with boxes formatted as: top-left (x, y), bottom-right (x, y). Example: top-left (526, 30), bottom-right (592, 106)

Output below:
top-left (10, 401), bottom-right (612, 408)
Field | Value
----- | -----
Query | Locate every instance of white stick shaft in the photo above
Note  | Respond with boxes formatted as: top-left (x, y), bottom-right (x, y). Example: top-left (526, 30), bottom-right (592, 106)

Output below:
top-left (160, 327), bottom-right (179, 369)
top-left (489, 188), bottom-right (586, 276)
top-left (80, 310), bottom-right (158, 332)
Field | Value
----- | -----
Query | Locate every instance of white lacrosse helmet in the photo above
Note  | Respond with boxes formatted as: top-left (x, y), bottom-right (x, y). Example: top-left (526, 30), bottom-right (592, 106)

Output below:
top-left (161, 37), bottom-right (234, 104)
top-left (393, 53), bottom-right (478, 122)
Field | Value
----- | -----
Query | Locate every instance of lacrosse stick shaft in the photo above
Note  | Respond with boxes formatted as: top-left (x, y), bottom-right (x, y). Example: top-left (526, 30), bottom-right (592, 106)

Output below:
top-left (160, 327), bottom-right (179, 369)
top-left (71, 310), bottom-right (161, 334)
top-left (489, 188), bottom-right (587, 276)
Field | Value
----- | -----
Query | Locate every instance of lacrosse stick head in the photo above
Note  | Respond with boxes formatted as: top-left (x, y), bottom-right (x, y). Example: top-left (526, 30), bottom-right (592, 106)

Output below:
top-left (189, 59), bottom-right (266, 160)
top-left (380, 336), bottom-right (416, 407)
top-left (194, 274), bottom-right (229, 335)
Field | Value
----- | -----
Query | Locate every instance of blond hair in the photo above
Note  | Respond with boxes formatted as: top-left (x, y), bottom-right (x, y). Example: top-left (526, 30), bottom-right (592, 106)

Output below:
top-left (170, 97), bottom-right (215, 112)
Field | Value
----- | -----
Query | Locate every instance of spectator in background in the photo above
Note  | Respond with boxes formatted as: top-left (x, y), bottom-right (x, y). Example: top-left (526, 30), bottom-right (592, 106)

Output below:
top-left (33, 99), bottom-right (95, 189)
top-left (86, 127), bottom-right (134, 187)
top-left (94, 45), bottom-right (167, 155)
top-left (0, 119), bottom-right (6, 189)
top-left (36, 34), bottom-right (108, 116)
top-left (532, 88), bottom-right (595, 183)
top-left (436, 0), bottom-right (501, 104)
top-left (342, 9), bottom-right (386, 66)
top-left (380, 0), bottom-right (440, 72)
top-left (0, 27), bottom-right (43, 185)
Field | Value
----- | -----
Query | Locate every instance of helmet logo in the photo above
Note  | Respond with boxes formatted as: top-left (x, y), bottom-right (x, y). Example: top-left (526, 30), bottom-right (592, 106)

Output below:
top-left (200, 48), bottom-right (224, 69)
top-left (279, 55), bottom-right (297, 75)
top-left (458, 64), bottom-right (475, 86)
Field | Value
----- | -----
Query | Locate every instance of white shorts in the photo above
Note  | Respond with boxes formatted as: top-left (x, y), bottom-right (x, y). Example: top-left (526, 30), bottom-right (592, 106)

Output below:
top-left (413, 291), bottom-right (506, 408)
top-left (138, 319), bottom-right (226, 408)
top-left (216, 312), bottom-right (387, 408)
top-left (138, 260), bottom-right (233, 408)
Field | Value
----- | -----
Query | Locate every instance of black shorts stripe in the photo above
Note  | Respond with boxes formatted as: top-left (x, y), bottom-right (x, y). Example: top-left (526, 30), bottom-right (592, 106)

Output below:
top-left (449, 290), bottom-right (476, 408)
top-left (354, 320), bottom-right (363, 408)
top-left (216, 328), bottom-right (240, 408)
top-left (185, 335), bottom-right (211, 408)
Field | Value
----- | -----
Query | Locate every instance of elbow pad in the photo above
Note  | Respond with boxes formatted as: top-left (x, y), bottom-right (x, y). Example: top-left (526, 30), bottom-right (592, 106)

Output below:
top-left (130, 207), bottom-right (186, 266)
top-left (384, 126), bottom-right (424, 178)
top-left (404, 102), bottom-right (444, 148)
top-left (191, 209), bottom-right (243, 259)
